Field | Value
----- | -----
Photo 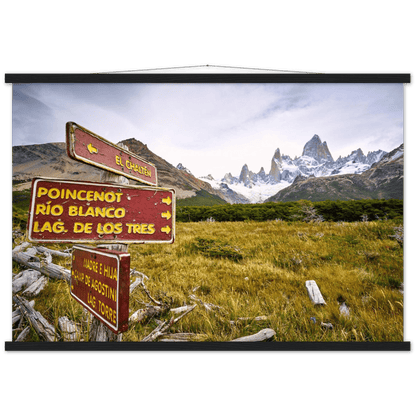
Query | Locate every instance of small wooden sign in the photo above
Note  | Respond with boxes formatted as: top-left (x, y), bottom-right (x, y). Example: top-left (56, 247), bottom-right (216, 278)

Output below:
top-left (27, 177), bottom-right (175, 244)
top-left (70, 246), bottom-right (130, 334)
top-left (66, 121), bottom-right (158, 186)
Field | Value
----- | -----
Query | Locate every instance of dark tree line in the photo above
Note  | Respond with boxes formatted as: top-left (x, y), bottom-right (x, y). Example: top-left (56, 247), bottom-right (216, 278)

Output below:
top-left (176, 199), bottom-right (403, 223)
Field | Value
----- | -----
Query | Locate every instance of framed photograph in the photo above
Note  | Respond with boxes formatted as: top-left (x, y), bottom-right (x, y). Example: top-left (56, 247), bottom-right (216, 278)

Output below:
top-left (7, 73), bottom-right (410, 351)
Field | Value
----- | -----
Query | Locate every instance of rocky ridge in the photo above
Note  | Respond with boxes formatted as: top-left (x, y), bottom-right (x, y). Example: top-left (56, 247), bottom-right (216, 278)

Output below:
top-left (265, 143), bottom-right (403, 202)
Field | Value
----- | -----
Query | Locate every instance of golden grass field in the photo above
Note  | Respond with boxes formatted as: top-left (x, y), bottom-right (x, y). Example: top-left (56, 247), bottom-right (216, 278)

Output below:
top-left (12, 220), bottom-right (404, 342)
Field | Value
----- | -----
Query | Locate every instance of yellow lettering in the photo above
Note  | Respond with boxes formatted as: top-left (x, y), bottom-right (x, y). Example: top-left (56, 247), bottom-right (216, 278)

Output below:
top-left (33, 221), bottom-right (40, 232)
top-left (105, 192), bottom-right (116, 203)
top-left (37, 187), bottom-right (48, 198)
top-left (95, 207), bottom-right (106, 218)
top-left (106, 208), bottom-right (115, 218)
top-left (114, 208), bottom-right (125, 218)
top-left (40, 222), bottom-right (52, 233)
top-left (68, 206), bottom-right (77, 216)
top-left (66, 189), bottom-right (77, 200)
top-left (115, 155), bottom-right (123, 166)
top-left (50, 205), bottom-right (63, 216)
top-left (148, 223), bottom-right (155, 234)
top-left (84, 206), bottom-right (95, 217)
top-left (52, 222), bottom-right (66, 233)
top-left (86, 191), bottom-right (94, 201)
top-left (48, 188), bottom-right (60, 199)
top-left (78, 190), bottom-right (87, 200)
top-left (35, 204), bottom-right (46, 215)
top-left (73, 222), bottom-right (84, 233)
top-left (94, 191), bottom-right (105, 202)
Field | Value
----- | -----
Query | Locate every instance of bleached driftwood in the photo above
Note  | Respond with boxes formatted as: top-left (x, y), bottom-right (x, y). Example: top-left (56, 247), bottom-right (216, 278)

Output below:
top-left (12, 270), bottom-right (41, 294)
top-left (12, 250), bottom-right (70, 282)
top-left (230, 328), bottom-right (276, 342)
top-left (24, 247), bottom-right (39, 258)
top-left (129, 305), bottom-right (165, 323)
top-left (170, 305), bottom-right (196, 314)
top-left (15, 326), bottom-right (31, 342)
top-left (188, 294), bottom-right (222, 311)
top-left (321, 322), bottom-right (334, 330)
top-left (23, 276), bottom-right (48, 297)
top-left (59, 316), bottom-right (81, 342)
top-left (36, 246), bottom-right (72, 258)
top-left (159, 332), bottom-right (204, 342)
top-left (305, 280), bottom-right (326, 305)
top-left (13, 300), bottom-right (35, 326)
top-left (129, 270), bottom-right (149, 293)
top-left (141, 304), bottom-right (197, 342)
top-left (13, 295), bottom-right (59, 342)
top-left (12, 242), bottom-right (31, 253)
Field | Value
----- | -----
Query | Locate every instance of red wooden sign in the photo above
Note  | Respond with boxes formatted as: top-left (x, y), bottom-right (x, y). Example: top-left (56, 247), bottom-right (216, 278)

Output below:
top-left (27, 178), bottom-right (175, 243)
top-left (70, 246), bottom-right (130, 334)
top-left (66, 121), bottom-right (158, 186)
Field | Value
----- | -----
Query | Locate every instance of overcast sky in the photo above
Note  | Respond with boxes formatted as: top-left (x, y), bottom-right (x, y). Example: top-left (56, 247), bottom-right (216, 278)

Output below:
top-left (12, 82), bottom-right (403, 179)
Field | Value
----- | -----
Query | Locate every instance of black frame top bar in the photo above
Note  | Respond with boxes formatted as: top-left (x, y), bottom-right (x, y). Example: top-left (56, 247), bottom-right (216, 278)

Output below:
top-left (4, 73), bottom-right (411, 84)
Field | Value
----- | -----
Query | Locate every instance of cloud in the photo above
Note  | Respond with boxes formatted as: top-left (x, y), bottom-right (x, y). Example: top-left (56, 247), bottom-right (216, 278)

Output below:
top-left (12, 82), bottom-right (404, 178)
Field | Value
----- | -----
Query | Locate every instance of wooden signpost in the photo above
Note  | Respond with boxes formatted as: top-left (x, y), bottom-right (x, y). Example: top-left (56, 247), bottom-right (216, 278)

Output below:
top-left (27, 178), bottom-right (175, 244)
top-left (71, 246), bottom-right (130, 334)
top-left (26, 122), bottom-right (176, 335)
top-left (66, 121), bottom-right (158, 186)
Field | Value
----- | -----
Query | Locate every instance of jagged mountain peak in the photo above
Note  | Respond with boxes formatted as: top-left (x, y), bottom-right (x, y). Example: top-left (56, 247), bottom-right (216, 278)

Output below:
top-left (176, 162), bottom-right (193, 175)
top-left (302, 134), bottom-right (334, 164)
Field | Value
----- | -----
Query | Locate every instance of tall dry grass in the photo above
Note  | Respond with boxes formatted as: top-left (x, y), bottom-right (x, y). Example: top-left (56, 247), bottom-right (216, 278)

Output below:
top-left (13, 219), bottom-right (404, 342)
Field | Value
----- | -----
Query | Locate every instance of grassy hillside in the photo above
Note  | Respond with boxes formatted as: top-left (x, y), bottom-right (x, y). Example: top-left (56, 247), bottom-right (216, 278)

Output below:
top-left (176, 189), bottom-right (228, 206)
top-left (12, 220), bottom-right (403, 342)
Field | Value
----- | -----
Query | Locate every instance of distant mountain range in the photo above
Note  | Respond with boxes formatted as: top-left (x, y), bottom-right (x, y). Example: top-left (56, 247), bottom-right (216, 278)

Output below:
top-left (178, 134), bottom-right (400, 203)
top-left (12, 134), bottom-right (403, 204)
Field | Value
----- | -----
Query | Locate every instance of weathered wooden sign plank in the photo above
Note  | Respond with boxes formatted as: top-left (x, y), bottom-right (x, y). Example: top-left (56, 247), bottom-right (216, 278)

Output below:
top-left (27, 178), bottom-right (175, 244)
top-left (66, 121), bottom-right (158, 186)
top-left (70, 245), bottom-right (130, 334)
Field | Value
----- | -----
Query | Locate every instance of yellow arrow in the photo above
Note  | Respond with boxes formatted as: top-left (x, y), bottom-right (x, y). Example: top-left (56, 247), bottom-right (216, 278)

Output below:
top-left (162, 196), bottom-right (172, 206)
top-left (161, 225), bottom-right (171, 234)
top-left (161, 211), bottom-right (171, 220)
top-left (87, 143), bottom-right (98, 154)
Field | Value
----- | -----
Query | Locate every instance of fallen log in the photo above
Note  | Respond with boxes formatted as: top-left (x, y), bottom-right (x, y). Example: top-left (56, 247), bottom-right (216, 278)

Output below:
top-left (13, 300), bottom-right (35, 326)
top-left (23, 276), bottom-right (48, 297)
top-left (13, 295), bottom-right (59, 342)
top-left (230, 328), bottom-right (276, 342)
top-left (12, 250), bottom-right (70, 282)
top-left (12, 242), bottom-right (31, 253)
top-left (36, 246), bottom-right (72, 258)
top-left (12, 270), bottom-right (41, 294)
top-left (15, 326), bottom-right (31, 342)
top-left (159, 333), bottom-right (204, 342)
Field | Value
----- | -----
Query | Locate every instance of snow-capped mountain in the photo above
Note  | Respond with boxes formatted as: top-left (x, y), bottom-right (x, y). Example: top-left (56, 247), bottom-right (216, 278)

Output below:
top-left (194, 134), bottom-right (388, 203)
